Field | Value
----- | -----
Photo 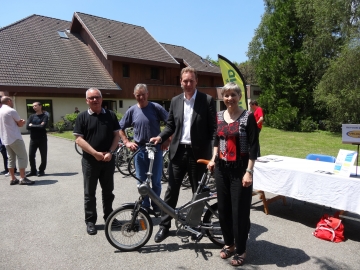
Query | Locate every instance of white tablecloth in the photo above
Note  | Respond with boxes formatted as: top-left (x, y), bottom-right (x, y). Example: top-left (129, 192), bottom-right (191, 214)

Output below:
top-left (254, 155), bottom-right (360, 215)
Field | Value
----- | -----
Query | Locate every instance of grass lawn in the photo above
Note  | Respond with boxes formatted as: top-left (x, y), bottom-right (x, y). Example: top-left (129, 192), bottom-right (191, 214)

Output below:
top-left (49, 127), bottom-right (358, 159)
top-left (49, 131), bottom-right (75, 141)
top-left (261, 127), bottom-right (357, 158)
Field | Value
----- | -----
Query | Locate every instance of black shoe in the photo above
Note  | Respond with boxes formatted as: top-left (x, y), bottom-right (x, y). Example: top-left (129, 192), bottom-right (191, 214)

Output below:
top-left (37, 171), bottom-right (45, 177)
top-left (26, 171), bottom-right (37, 177)
top-left (154, 227), bottom-right (169, 243)
top-left (86, 222), bottom-right (97, 235)
top-left (1, 170), bottom-right (8, 174)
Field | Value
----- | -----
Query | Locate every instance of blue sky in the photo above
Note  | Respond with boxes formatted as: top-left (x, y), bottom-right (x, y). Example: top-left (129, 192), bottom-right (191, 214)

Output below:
top-left (0, 0), bottom-right (264, 63)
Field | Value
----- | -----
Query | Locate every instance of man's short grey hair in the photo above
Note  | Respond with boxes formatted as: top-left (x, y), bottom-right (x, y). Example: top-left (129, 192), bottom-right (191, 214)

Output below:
top-left (134, 84), bottom-right (148, 93)
top-left (220, 82), bottom-right (241, 97)
top-left (86, 88), bottom-right (102, 98)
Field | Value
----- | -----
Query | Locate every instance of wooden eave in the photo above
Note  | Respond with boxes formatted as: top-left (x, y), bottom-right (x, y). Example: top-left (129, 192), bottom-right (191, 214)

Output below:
top-left (107, 55), bottom-right (179, 68)
top-left (1, 85), bottom-right (122, 98)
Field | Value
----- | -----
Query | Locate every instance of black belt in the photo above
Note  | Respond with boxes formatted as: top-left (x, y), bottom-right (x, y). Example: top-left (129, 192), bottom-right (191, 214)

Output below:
top-left (179, 144), bottom-right (192, 149)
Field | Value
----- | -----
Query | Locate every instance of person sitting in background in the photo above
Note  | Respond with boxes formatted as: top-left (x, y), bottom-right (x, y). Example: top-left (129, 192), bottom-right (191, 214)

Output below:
top-left (207, 82), bottom-right (259, 267)
top-left (74, 107), bottom-right (80, 114)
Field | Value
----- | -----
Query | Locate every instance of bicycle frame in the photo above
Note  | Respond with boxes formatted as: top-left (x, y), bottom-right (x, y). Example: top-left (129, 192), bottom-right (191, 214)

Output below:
top-left (131, 143), bottom-right (220, 237)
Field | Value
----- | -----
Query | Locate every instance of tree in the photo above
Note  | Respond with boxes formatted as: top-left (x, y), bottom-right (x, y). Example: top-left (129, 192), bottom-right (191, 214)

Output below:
top-left (248, 0), bottom-right (359, 131)
top-left (248, 0), bottom-right (315, 131)
top-left (314, 43), bottom-right (360, 131)
top-left (297, 0), bottom-right (360, 131)
top-left (205, 55), bottom-right (219, 67)
top-left (238, 61), bottom-right (257, 85)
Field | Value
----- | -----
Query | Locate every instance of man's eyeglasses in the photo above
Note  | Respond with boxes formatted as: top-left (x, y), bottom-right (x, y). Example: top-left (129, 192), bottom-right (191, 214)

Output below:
top-left (87, 96), bottom-right (102, 100)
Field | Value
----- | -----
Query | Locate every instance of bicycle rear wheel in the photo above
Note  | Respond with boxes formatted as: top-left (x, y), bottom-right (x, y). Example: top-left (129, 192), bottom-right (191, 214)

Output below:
top-left (203, 203), bottom-right (224, 247)
top-left (105, 205), bottom-right (153, 251)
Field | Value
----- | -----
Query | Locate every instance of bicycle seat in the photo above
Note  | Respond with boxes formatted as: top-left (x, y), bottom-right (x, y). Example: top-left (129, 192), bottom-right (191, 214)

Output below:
top-left (197, 159), bottom-right (210, 165)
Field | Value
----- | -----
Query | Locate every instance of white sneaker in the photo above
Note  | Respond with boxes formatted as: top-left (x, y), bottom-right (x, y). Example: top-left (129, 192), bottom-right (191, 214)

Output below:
top-left (4, 172), bottom-right (18, 177)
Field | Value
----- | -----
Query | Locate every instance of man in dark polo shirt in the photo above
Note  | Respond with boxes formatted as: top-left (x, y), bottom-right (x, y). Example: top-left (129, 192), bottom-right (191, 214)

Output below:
top-left (26, 101), bottom-right (48, 177)
top-left (73, 88), bottom-right (120, 235)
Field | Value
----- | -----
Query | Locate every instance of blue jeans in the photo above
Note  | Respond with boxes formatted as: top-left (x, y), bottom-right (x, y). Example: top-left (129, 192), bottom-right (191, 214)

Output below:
top-left (135, 145), bottom-right (162, 210)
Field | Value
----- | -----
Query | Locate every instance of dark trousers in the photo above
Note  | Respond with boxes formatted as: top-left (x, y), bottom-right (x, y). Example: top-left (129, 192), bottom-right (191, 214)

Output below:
top-left (29, 137), bottom-right (47, 173)
top-left (258, 128), bottom-right (261, 157)
top-left (215, 162), bottom-right (253, 255)
top-left (1, 145), bottom-right (8, 172)
top-left (1, 145), bottom-right (17, 172)
top-left (160, 146), bottom-right (206, 228)
top-left (82, 157), bottom-right (115, 224)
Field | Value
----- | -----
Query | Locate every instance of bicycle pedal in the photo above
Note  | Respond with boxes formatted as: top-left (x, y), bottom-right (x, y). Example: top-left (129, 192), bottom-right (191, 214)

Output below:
top-left (191, 233), bottom-right (203, 242)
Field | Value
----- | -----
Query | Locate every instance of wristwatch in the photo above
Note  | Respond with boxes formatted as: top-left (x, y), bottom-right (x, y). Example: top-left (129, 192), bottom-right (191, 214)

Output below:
top-left (246, 169), bottom-right (254, 175)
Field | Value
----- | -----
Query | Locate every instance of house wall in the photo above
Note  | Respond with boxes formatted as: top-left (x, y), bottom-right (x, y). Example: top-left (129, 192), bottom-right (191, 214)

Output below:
top-left (12, 96), bottom-right (138, 133)
top-left (198, 75), bottom-right (223, 88)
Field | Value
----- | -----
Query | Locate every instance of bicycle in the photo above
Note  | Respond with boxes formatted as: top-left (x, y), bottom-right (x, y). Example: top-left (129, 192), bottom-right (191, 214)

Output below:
top-left (115, 143), bottom-right (135, 176)
top-left (161, 148), bottom-right (170, 182)
top-left (114, 127), bottom-right (135, 176)
top-left (105, 143), bottom-right (224, 251)
top-left (75, 142), bottom-right (83, 155)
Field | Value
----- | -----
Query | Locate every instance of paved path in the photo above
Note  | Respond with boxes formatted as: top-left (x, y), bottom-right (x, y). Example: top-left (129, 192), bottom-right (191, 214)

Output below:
top-left (1, 134), bottom-right (359, 269)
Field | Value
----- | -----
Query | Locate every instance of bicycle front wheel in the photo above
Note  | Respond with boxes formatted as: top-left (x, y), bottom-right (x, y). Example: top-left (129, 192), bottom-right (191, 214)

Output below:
top-left (105, 205), bottom-right (153, 251)
top-left (203, 203), bottom-right (224, 247)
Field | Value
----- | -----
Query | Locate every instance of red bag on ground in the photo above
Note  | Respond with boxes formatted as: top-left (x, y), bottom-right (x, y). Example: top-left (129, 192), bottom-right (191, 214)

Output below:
top-left (313, 214), bottom-right (345, 243)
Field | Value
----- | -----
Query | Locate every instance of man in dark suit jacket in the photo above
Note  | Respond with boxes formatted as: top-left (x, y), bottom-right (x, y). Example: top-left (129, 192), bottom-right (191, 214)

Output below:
top-left (150, 67), bottom-right (216, 243)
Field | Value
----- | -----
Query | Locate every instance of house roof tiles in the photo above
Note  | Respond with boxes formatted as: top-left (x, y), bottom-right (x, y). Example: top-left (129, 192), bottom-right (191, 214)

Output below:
top-left (74, 12), bottom-right (179, 66)
top-left (0, 14), bottom-right (119, 90)
top-left (160, 43), bottom-right (221, 75)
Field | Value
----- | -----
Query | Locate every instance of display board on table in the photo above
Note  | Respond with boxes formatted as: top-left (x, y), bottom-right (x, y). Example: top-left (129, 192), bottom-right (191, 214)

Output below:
top-left (333, 149), bottom-right (358, 177)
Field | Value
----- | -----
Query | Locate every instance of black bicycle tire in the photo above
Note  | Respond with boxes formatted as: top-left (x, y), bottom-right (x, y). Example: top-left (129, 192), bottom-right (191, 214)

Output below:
top-left (203, 202), bottom-right (224, 247)
top-left (105, 205), bottom-right (153, 251)
top-left (75, 142), bottom-right (83, 156)
top-left (116, 146), bottom-right (131, 176)
top-left (162, 150), bottom-right (170, 182)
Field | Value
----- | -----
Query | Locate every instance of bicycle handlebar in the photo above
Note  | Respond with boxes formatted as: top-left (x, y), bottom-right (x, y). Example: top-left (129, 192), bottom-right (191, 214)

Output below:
top-left (197, 159), bottom-right (210, 165)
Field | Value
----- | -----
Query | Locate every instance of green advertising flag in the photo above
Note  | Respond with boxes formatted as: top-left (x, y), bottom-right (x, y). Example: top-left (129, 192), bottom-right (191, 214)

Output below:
top-left (218, 54), bottom-right (248, 110)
